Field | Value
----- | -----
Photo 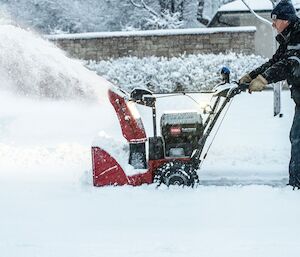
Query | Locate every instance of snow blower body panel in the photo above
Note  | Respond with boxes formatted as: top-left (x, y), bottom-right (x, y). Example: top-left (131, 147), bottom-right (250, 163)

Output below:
top-left (92, 88), bottom-right (152, 186)
top-left (108, 89), bottom-right (147, 143)
top-left (161, 111), bottom-right (204, 158)
top-left (92, 146), bottom-right (153, 186)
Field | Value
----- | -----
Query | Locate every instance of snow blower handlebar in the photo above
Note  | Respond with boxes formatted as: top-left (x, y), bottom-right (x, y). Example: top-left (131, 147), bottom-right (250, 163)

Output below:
top-left (191, 81), bottom-right (249, 168)
top-left (213, 81), bottom-right (249, 98)
top-left (238, 82), bottom-right (250, 91)
top-left (128, 82), bottom-right (250, 142)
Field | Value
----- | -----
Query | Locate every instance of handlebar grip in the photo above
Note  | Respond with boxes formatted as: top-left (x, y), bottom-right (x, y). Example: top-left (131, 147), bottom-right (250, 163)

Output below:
top-left (238, 83), bottom-right (250, 91)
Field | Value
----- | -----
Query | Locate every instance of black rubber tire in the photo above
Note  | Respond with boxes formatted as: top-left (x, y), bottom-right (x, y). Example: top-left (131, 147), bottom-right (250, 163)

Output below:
top-left (154, 161), bottom-right (199, 187)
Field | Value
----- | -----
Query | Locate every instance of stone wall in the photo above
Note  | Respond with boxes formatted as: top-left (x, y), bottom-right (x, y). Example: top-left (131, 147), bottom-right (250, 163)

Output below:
top-left (46, 27), bottom-right (256, 61)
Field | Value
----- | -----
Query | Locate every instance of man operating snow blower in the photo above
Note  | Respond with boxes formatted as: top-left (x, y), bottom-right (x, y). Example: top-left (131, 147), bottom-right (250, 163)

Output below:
top-left (239, 0), bottom-right (300, 189)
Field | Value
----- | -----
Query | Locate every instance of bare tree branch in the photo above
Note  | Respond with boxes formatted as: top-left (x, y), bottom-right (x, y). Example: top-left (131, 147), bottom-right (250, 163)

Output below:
top-left (129, 0), bottom-right (143, 8)
top-left (269, 0), bottom-right (281, 8)
top-left (241, 0), bottom-right (272, 25)
top-left (269, 0), bottom-right (276, 8)
top-left (129, 0), bottom-right (160, 17)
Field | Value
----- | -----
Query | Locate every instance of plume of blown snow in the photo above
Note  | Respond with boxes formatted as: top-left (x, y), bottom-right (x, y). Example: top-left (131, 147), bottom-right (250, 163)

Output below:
top-left (0, 24), bottom-right (111, 101)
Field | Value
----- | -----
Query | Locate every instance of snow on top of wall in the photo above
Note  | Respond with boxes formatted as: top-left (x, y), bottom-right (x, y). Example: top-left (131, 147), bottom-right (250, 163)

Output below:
top-left (219, 0), bottom-right (300, 12)
top-left (45, 27), bottom-right (256, 40)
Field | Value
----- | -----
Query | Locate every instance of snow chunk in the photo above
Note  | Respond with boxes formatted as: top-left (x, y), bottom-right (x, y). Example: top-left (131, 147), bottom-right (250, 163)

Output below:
top-left (92, 131), bottom-right (147, 176)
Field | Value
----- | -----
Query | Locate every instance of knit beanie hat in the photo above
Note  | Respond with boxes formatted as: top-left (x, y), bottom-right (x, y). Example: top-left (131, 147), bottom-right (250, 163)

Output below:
top-left (271, 0), bottom-right (298, 22)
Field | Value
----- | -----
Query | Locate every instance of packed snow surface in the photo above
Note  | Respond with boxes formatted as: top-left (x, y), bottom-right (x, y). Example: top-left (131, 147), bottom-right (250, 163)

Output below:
top-left (1, 86), bottom-right (299, 257)
top-left (1, 22), bottom-right (300, 257)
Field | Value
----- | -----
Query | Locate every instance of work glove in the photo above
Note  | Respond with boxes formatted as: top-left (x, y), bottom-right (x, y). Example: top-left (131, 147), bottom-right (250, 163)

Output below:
top-left (249, 74), bottom-right (268, 93)
top-left (239, 73), bottom-right (252, 84)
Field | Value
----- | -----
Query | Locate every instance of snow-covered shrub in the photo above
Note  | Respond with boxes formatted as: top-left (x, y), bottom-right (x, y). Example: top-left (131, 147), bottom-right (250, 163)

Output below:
top-left (143, 9), bottom-right (184, 30)
top-left (86, 53), bottom-right (266, 93)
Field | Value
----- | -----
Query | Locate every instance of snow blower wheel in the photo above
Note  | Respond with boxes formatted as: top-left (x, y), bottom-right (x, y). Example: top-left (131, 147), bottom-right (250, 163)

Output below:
top-left (154, 161), bottom-right (199, 187)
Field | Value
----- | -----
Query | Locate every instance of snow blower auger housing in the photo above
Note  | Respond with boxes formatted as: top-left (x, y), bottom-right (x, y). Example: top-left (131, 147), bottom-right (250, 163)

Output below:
top-left (92, 69), bottom-right (249, 187)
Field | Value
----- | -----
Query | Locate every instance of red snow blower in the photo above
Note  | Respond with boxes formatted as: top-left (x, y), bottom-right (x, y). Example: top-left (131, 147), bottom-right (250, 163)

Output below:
top-left (92, 68), bottom-right (249, 187)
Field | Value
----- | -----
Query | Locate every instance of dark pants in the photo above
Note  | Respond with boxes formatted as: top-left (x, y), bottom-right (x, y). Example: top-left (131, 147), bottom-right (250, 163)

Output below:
top-left (289, 105), bottom-right (300, 187)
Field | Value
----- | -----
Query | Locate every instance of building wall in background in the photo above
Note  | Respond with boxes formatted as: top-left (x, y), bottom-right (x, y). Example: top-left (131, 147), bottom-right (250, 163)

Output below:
top-left (209, 11), bottom-right (276, 58)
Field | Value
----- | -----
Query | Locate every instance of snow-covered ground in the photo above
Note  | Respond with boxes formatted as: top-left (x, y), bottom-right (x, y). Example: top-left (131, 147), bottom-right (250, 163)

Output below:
top-left (1, 86), bottom-right (299, 257)
top-left (1, 24), bottom-right (300, 257)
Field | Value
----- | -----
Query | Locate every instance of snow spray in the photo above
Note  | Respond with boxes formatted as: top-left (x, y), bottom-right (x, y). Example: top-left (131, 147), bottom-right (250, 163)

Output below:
top-left (0, 20), bottom-right (111, 101)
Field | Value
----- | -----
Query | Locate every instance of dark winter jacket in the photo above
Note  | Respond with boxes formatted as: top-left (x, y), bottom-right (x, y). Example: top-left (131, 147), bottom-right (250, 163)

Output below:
top-left (249, 18), bottom-right (300, 105)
